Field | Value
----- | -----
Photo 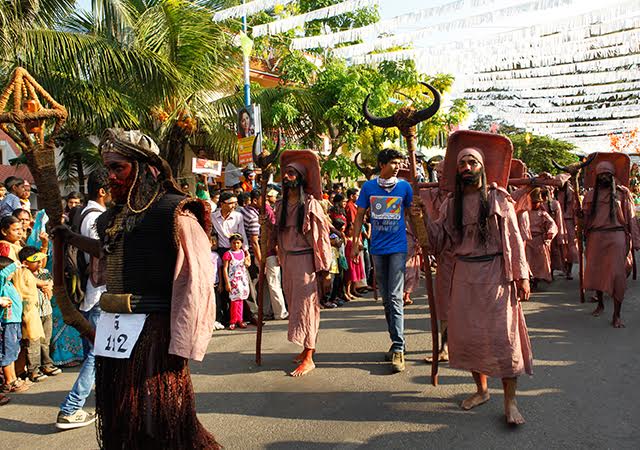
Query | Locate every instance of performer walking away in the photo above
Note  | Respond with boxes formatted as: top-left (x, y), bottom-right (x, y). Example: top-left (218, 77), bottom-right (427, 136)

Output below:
top-left (518, 188), bottom-right (558, 289)
top-left (555, 174), bottom-right (579, 279)
top-left (424, 131), bottom-right (532, 425)
top-left (541, 187), bottom-right (566, 277)
top-left (352, 149), bottom-right (413, 374)
top-left (266, 150), bottom-right (332, 377)
top-left (55, 129), bottom-right (219, 449)
top-left (582, 154), bottom-right (640, 328)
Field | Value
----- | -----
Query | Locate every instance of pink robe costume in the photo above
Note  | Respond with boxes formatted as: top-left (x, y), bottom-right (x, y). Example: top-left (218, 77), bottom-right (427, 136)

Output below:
top-left (428, 188), bottom-right (533, 378)
top-left (544, 199), bottom-right (567, 272)
top-left (557, 185), bottom-right (580, 264)
top-left (420, 188), bottom-right (453, 320)
top-left (274, 196), bottom-right (332, 349)
top-left (583, 184), bottom-right (640, 303)
top-left (519, 208), bottom-right (558, 282)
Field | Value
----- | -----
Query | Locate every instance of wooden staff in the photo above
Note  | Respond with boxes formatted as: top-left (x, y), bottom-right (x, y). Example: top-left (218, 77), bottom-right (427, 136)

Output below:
top-left (363, 82), bottom-right (441, 386)
top-left (252, 133), bottom-right (281, 366)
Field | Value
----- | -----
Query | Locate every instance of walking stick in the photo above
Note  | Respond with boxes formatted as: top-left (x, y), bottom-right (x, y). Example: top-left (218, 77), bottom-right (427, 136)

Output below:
top-left (553, 155), bottom-right (596, 303)
top-left (363, 83), bottom-right (441, 386)
top-left (253, 133), bottom-right (281, 366)
top-left (0, 67), bottom-right (94, 341)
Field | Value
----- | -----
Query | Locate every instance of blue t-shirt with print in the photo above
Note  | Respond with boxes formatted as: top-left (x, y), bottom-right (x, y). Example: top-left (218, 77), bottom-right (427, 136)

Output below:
top-left (356, 179), bottom-right (413, 255)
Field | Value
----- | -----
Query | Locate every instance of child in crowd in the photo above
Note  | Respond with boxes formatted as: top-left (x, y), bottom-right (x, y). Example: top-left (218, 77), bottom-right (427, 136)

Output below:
top-left (0, 256), bottom-right (29, 394)
top-left (223, 234), bottom-right (250, 330)
top-left (322, 232), bottom-right (343, 309)
top-left (344, 222), bottom-right (365, 299)
top-left (0, 215), bottom-right (24, 261)
top-left (210, 233), bottom-right (225, 331)
top-left (19, 246), bottom-right (61, 382)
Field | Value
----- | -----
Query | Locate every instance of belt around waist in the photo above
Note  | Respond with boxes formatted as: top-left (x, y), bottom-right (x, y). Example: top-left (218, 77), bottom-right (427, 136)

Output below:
top-left (286, 248), bottom-right (314, 255)
top-left (589, 226), bottom-right (625, 233)
top-left (100, 293), bottom-right (171, 314)
top-left (457, 253), bottom-right (503, 262)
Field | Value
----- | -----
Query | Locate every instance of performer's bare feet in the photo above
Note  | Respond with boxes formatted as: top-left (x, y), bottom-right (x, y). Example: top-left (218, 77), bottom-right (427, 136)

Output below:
top-left (612, 315), bottom-right (625, 328)
top-left (293, 351), bottom-right (305, 364)
top-left (290, 348), bottom-right (315, 377)
top-left (461, 391), bottom-right (490, 410)
top-left (505, 398), bottom-right (526, 425)
top-left (592, 304), bottom-right (604, 317)
top-left (290, 359), bottom-right (315, 377)
top-left (424, 348), bottom-right (449, 363)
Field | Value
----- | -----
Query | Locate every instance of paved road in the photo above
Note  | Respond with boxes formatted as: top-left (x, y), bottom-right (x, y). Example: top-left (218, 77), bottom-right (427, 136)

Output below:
top-left (1, 275), bottom-right (640, 449)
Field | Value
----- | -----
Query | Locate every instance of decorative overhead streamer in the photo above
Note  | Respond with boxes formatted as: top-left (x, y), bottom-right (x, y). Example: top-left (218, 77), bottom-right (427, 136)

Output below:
top-left (290, 0), bottom-right (508, 49)
top-left (333, 0), bottom-right (578, 59)
top-left (213, 0), bottom-right (296, 22)
top-left (465, 81), bottom-right (640, 100)
top-left (251, 0), bottom-right (379, 37)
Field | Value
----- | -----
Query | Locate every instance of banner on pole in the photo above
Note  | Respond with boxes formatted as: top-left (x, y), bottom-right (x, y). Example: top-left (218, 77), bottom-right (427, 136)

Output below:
top-left (237, 104), bottom-right (262, 166)
top-left (192, 158), bottom-right (222, 176)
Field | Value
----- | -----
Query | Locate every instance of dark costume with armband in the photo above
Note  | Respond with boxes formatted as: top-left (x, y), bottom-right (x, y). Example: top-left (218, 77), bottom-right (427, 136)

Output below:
top-left (93, 129), bottom-right (219, 449)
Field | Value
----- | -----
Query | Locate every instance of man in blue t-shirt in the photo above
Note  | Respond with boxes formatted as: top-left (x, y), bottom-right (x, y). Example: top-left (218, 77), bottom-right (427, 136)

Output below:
top-left (352, 149), bottom-right (413, 373)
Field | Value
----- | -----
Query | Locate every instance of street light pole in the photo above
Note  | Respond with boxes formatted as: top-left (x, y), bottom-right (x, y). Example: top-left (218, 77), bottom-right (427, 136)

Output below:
top-left (242, 0), bottom-right (251, 107)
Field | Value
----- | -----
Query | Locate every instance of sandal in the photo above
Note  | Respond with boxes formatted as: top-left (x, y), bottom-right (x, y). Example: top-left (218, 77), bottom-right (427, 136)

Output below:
top-left (2, 379), bottom-right (30, 393)
top-left (228, 324), bottom-right (236, 330)
top-left (0, 394), bottom-right (10, 406)
top-left (238, 322), bottom-right (247, 329)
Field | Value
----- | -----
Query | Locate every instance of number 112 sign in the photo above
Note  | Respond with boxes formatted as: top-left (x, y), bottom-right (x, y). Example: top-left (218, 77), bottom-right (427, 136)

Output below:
top-left (94, 312), bottom-right (147, 359)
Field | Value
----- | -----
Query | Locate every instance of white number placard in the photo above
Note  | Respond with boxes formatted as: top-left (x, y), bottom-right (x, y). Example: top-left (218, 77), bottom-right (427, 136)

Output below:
top-left (94, 313), bottom-right (147, 359)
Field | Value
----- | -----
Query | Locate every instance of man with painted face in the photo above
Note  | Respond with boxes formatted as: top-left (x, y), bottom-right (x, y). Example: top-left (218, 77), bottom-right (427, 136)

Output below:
top-left (424, 131), bottom-right (532, 425)
top-left (54, 129), bottom-right (219, 448)
top-left (265, 150), bottom-right (332, 377)
top-left (582, 156), bottom-right (640, 328)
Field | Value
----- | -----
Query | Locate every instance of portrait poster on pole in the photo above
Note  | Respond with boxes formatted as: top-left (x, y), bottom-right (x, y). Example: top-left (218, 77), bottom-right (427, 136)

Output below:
top-left (237, 104), bottom-right (262, 166)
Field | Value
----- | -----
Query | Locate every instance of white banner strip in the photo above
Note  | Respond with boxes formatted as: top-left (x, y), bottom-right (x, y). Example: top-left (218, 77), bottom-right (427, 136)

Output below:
top-left (251, 0), bottom-right (378, 37)
top-left (213, 0), bottom-right (296, 22)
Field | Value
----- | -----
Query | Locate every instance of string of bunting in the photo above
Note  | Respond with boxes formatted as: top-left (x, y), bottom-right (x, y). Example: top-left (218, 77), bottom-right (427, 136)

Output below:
top-left (213, 0), bottom-right (296, 22)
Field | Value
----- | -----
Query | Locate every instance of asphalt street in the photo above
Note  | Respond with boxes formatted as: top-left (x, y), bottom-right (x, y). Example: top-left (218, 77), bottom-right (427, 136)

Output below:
top-left (1, 273), bottom-right (639, 449)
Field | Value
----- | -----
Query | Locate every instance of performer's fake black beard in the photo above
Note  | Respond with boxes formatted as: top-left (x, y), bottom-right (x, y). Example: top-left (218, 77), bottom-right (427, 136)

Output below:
top-left (461, 171), bottom-right (481, 186)
top-left (283, 179), bottom-right (300, 189)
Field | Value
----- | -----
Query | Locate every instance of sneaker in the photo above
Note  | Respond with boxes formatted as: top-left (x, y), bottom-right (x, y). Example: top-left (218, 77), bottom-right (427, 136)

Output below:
top-left (42, 366), bottom-right (62, 376)
top-left (384, 345), bottom-right (407, 361)
top-left (391, 352), bottom-right (405, 373)
top-left (28, 370), bottom-right (48, 383)
top-left (212, 321), bottom-right (225, 331)
top-left (55, 410), bottom-right (97, 430)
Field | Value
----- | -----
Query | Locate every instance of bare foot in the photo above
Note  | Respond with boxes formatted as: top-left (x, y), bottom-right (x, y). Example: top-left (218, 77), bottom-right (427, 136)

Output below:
top-left (592, 305), bottom-right (604, 317)
top-left (424, 350), bottom-right (449, 364)
top-left (612, 316), bottom-right (626, 328)
top-left (461, 391), bottom-right (490, 410)
top-left (505, 399), bottom-right (526, 425)
top-left (290, 360), bottom-right (315, 377)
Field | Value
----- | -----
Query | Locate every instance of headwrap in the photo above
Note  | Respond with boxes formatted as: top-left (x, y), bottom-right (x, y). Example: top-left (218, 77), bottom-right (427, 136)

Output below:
top-left (595, 161), bottom-right (615, 176)
top-left (456, 147), bottom-right (485, 166)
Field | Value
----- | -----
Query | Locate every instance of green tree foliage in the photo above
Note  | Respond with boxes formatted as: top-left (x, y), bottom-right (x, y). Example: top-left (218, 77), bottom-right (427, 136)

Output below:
top-left (470, 115), bottom-right (578, 174)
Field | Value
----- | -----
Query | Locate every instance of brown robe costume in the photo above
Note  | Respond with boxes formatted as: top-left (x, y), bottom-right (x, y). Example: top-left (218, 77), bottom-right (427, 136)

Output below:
top-left (556, 185), bottom-right (580, 264)
top-left (274, 196), bottom-right (332, 349)
top-left (428, 187), bottom-right (533, 378)
top-left (583, 184), bottom-right (640, 303)
top-left (543, 198), bottom-right (567, 272)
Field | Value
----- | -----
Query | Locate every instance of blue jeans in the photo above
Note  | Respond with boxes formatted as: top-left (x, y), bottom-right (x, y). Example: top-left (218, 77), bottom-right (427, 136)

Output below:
top-left (372, 253), bottom-right (406, 353)
top-left (59, 304), bottom-right (101, 415)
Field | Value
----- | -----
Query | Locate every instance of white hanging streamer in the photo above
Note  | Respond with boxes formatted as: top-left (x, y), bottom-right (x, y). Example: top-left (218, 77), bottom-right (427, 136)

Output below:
top-left (333, 0), bottom-right (577, 59)
top-left (213, 0), bottom-right (296, 22)
top-left (251, 0), bottom-right (379, 37)
top-left (290, 0), bottom-right (506, 49)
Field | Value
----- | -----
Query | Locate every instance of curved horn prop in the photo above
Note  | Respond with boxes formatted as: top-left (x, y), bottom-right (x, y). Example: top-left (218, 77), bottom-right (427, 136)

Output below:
top-left (551, 160), bottom-right (566, 172)
top-left (362, 94), bottom-right (395, 129)
top-left (579, 152), bottom-right (597, 170)
top-left (354, 152), bottom-right (367, 175)
top-left (263, 131), bottom-right (281, 167)
top-left (413, 83), bottom-right (441, 123)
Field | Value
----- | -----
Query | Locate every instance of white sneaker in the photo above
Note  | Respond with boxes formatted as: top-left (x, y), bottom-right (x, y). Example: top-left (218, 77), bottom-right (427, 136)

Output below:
top-left (213, 321), bottom-right (225, 331)
top-left (55, 409), bottom-right (96, 430)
